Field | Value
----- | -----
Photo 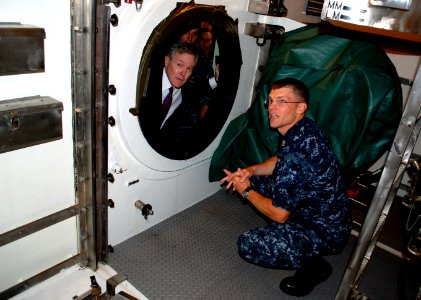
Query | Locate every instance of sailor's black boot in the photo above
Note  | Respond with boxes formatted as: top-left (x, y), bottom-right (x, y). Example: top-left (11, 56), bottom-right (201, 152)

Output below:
top-left (279, 257), bottom-right (332, 297)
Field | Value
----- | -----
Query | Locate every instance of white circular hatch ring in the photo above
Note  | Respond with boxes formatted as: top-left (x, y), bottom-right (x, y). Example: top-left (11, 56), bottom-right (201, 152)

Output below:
top-left (108, 1), bottom-right (238, 177)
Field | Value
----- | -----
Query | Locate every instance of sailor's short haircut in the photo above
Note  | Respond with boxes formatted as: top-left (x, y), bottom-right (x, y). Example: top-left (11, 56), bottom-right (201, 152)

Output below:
top-left (271, 78), bottom-right (310, 104)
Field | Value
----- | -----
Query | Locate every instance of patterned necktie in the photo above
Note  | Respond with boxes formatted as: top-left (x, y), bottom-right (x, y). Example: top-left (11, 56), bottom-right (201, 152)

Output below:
top-left (161, 87), bottom-right (173, 124)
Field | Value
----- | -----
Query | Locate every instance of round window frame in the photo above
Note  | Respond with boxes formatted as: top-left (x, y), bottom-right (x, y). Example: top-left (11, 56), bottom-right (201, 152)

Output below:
top-left (131, 2), bottom-right (242, 160)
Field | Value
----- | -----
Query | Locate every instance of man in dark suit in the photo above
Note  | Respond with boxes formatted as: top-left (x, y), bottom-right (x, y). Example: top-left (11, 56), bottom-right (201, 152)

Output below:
top-left (139, 42), bottom-right (199, 159)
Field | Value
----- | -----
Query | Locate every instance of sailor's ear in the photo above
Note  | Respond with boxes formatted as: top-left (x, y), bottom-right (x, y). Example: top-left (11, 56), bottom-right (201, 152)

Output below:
top-left (297, 102), bottom-right (307, 113)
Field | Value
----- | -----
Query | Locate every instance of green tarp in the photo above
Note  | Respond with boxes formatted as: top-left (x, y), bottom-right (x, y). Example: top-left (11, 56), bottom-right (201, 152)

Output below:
top-left (209, 23), bottom-right (402, 182)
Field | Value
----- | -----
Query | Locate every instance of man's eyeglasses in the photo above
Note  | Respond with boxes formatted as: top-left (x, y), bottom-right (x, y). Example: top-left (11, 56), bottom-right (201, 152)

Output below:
top-left (264, 98), bottom-right (303, 106)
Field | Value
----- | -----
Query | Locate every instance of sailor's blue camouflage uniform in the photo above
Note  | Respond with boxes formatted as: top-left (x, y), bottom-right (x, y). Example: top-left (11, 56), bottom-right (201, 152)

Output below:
top-left (238, 117), bottom-right (352, 269)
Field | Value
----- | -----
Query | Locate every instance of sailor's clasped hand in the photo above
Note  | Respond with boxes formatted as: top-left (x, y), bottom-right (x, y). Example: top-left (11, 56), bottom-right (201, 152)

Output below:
top-left (220, 168), bottom-right (252, 194)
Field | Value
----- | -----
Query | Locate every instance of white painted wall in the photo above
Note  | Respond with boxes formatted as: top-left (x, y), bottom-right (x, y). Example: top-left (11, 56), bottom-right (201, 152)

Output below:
top-left (0, 0), bottom-right (76, 292)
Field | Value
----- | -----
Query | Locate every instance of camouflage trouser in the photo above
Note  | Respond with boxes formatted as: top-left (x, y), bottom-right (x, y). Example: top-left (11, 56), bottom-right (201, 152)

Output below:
top-left (237, 176), bottom-right (325, 269)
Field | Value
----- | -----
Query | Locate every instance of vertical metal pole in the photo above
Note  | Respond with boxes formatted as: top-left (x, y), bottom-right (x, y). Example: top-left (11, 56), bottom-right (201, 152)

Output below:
top-left (72, 0), bottom-right (97, 269)
top-left (94, 3), bottom-right (111, 263)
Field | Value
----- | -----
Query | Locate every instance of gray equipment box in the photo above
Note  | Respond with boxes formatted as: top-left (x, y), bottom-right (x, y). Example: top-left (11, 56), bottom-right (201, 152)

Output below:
top-left (0, 96), bottom-right (63, 153)
top-left (0, 23), bottom-right (46, 76)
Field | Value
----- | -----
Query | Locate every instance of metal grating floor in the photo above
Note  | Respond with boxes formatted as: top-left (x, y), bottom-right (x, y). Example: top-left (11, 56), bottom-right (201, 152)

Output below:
top-left (108, 189), bottom-right (420, 300)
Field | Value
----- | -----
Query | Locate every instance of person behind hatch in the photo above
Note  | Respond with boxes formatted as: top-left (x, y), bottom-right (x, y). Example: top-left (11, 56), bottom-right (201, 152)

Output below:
top-left (179, 23), bottom-right (218, 116)
top-left (195, 28), bottom-right (218, 119)
top-left (178, 21), bottom-right (200, 45)
top-left (220, 78), bottom-right (352, 297)
top-left (139, 42), bottom-right (198, 158)
top-left (198, 28), bottom-right (214, 58)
